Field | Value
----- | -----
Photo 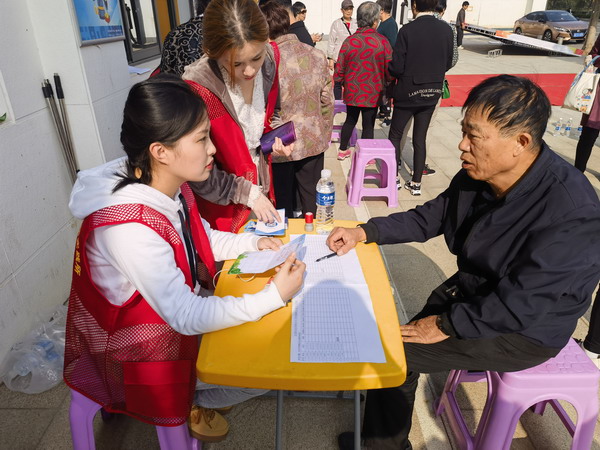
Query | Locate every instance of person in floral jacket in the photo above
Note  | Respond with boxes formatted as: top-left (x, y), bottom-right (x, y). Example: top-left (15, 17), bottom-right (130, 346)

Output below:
top-left (260, 0), bottom-right (334, 217)
top-left (334, 1), bottom-right (392, 160)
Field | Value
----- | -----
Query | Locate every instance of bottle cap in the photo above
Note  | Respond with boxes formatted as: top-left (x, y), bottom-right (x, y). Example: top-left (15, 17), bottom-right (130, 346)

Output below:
top-left (305, 212), bottom-right (314, 223)
top-left (321, 169), bottom-right (331, 178)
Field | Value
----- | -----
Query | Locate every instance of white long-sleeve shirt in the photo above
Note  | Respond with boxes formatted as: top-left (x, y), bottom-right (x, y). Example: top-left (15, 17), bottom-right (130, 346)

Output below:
top-left (69, 157), bottom-right (284, 336)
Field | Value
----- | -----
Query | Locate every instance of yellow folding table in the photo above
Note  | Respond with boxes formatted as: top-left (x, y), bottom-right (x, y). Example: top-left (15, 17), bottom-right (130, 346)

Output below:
top-left (196, 219), bottom-right (406, 449)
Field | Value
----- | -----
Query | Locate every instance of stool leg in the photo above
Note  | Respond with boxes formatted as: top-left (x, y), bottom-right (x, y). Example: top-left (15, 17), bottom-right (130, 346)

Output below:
top-left (70, 390), bottom-right (102, 450)
top-left (347, 158), bottom-right (367, 207)
top-left (475, 390), bottom-right (522, 450)
top-left (570, 395), bottom-right (599, 450)
top-left (156, 423), bottom-right (200, 450)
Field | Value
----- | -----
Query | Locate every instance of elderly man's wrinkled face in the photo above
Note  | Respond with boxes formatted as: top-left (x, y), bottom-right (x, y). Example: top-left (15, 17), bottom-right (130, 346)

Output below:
top-left (458, 109), bottom-right (519, 185)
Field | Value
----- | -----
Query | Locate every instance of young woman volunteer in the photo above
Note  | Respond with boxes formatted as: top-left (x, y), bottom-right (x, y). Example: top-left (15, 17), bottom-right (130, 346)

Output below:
top-left (183, 0), bottom-right (293, 232)
top-left (63, 75), bottom-right (305, 443)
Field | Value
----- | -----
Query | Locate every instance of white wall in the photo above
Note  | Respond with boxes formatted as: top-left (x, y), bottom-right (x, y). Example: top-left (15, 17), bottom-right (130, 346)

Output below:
top-left (304, 0), bottom-right (548, 34)
top-left (0, 0), bottom-right (135, 364)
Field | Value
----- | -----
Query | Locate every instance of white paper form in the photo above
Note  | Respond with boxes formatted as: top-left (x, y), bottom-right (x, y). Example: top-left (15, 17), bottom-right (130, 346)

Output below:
top-left (228, 235), bottom-right (306, 275)
top-left (290, 235), bottom-right (386, 363)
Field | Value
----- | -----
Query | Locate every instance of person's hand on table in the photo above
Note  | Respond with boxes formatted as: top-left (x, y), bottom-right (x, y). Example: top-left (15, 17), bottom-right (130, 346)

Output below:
top-left (251, 194), bottom-right (281, 223)
top-left (271, 137), bottom-right (293, 157)
top-left (257, 237), bottom-right (283, 251)
top-left (401, 315), bottom-right (449, 344)
top-left (272, 253), bottom-right (306, 302)
top-left (326, 226), bottom-right (367, 256)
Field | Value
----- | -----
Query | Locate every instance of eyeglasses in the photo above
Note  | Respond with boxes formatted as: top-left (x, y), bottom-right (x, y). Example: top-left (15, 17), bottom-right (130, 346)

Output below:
top-left (300, 9), bottom-right (307, 14)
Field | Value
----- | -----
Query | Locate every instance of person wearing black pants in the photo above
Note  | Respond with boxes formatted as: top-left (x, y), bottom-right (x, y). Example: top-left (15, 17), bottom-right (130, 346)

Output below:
top-left (339, 105), bottom-right (378, 152)
top-left (387, 0), bottom-right (453, 195)
top-left (272, 153), bottom-right (324, 218)
top-left (388, 105), bottom-right (435, 191)
top-left (575, 126), bottom-right (600, 172)
top-left (330, 75), bottom-right (600, 450)
top-left (582, 289), bottom-right (600, 366)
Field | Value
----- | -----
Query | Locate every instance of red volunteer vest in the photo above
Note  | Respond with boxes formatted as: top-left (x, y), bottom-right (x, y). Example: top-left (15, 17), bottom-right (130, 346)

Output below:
top-left (63, 184), bottom-right (216, 427)
top-left (185, 42), bottom-right (281, 233)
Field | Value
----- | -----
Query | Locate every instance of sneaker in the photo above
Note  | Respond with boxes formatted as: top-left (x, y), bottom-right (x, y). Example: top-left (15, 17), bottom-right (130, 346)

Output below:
top-left (188, 406), bottom-right (229, 442)
top-left (578, 340), bottom-right (600, 369)
top-left (458, 45), bottom-right (465, 49)
top-left (422, 164), bottom-right (436, 176)
top-left (404, 181), bottom-right (421, 196)
top-left (337, 149), bottom-right (351, 160)
top-left (381, 118), bottom-right (391, 127)
top-left (396, 176), bottom-right (402, 189)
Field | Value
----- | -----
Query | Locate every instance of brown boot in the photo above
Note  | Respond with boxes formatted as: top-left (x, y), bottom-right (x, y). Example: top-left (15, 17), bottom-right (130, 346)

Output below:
top-left (188, 406), bottom-right (229, 442)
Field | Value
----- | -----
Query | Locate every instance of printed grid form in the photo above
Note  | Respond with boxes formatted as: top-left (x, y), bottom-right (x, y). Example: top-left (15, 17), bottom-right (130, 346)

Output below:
top-left (295, 286), bottom-right (359, 362)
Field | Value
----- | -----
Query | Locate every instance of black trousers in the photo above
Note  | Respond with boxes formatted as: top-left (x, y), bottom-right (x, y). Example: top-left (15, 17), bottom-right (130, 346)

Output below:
top-left (388, 105), bottom-right (436, 183)
top-left (456, 26), bottom-right (464, 46)
top-left (574, 126), bottom-right (600, 172)
top-left (340, 105), bottom-right (378, 150)
top-left (272, 153), bottom-right (324, 217)
top-left (361, 280), bottom-right (560, 450)
top-left (584, 289), bottom-right (600, 353)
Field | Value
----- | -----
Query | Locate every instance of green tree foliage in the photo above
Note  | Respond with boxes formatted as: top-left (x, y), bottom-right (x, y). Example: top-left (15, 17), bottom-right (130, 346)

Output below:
top-left (547, 0), bottom-right (592, 18)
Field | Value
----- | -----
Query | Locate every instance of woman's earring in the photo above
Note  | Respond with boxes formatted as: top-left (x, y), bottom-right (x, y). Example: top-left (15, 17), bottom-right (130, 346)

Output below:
top-left (134, 167), bottom-right (143, 179)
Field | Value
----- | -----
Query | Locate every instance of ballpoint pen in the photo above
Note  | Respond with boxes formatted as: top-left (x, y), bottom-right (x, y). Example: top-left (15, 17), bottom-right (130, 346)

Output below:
top-left (315, 252), bottom-right (337, 262)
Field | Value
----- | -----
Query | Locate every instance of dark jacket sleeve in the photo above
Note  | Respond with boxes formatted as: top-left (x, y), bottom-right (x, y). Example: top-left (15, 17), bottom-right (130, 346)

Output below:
top-left (388, 29), bottom-right (407, 79)
top-left (361, 187), bottom-right (451, 244)
top-left (450, 206), bottom-right (600, 340)
top-left (187, 165), bottom-right (252, 206)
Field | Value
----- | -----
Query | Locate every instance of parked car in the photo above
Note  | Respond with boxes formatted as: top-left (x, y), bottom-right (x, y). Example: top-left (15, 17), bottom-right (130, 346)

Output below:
top-left (513, 10), bottom-right (588, 43)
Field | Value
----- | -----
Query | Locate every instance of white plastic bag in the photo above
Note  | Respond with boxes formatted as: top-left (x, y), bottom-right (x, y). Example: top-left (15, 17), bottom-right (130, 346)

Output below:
top-left (0, 305), bottom-right (67, 394)
top-left (563, 56), bottom-right (600, 114)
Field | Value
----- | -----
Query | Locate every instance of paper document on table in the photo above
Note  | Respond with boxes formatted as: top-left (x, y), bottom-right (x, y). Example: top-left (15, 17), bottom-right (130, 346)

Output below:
top-left (290, 235), bottom-right (385, 363)
top-left (228, 235), bottom-right (306, 275)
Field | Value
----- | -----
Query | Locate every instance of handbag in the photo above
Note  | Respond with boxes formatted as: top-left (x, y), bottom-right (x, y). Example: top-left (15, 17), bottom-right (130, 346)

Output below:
top-left (442, 79), bottom-right (450, 99)
top-left (563, 56), bottom-right (600, 114)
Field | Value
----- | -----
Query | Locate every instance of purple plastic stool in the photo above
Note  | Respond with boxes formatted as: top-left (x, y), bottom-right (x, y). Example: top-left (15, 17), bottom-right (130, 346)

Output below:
top-left (434, 339), bottom-right (600, 450)
top-left (69, 389), bottom-right (200, 450)
top-left (346, 139), bottom-right (398, 207)
top-left (334, 99), bottom-right (346, 115)
top-left (331, 100), bottom-right (358, 147)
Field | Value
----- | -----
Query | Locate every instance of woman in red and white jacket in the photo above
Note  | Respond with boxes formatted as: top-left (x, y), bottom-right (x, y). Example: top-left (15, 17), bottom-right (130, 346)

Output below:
top-left (334, 1), bottom-right (392, 161)
top-left (183, 0), bottom-right (293, 233)
top-left (64, 75), bottom-right (305, 443)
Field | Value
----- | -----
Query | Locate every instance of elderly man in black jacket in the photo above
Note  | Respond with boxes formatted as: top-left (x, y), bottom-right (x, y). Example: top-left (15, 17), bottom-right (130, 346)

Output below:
top-left (332, 75), bottom-right (600, 450)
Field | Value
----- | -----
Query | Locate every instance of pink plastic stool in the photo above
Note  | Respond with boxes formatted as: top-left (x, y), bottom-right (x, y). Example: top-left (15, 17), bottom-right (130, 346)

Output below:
top-left (331, 100), bottom-right (358, 147)
top-left (69, 389), bottom-right (200, 450)
top-left (434, 339), bottom-right (600, 450)
top-left (346, 139), bottom-right (398, 207)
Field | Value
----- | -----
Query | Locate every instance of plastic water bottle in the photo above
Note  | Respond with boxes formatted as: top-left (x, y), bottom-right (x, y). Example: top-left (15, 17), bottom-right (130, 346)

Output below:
top-left (562, 118), bottom-right (572, 136)
top-left (551, 118), bottom-right (562, 136)
top-left (574, 125), bottom-right (583, 138)
top-left (315, 169), bottom-right (335, 234)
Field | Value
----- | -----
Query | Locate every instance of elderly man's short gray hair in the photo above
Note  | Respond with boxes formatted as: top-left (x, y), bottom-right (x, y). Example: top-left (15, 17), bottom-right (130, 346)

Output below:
top-left (357, 1), bottom-right (381, 28)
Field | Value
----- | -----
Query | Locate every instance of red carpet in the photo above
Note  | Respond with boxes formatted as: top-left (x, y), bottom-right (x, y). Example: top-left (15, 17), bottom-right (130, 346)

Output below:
top-left (441, 73), bottom-right (575, 107)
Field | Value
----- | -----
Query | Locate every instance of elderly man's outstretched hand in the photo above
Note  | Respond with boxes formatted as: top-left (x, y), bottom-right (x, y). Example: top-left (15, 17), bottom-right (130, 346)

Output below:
top-left (326, 226), bottom-right (367, 256)
top-left (401, 315), bottom-right (449, 344)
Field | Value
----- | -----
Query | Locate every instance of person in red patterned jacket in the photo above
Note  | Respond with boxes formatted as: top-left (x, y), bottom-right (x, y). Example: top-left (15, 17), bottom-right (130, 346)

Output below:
top-left (334, 1), bottom-right (392, 160)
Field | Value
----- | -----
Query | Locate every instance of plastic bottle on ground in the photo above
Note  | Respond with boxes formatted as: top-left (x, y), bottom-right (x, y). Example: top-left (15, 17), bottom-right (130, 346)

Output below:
top-left (551, 118), bottom-right (563, 136)
top-left (563, 118), bottom-right (572, 136)
top-left (315, 169), bottom-right (335, 234)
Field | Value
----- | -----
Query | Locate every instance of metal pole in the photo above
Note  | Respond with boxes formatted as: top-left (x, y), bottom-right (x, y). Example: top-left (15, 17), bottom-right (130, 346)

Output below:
top-left (43, 80), bottom-right (76, 183)
top-left (54, 74), bottom-right (78, 175)
top-left (276, 390), bottom-right (284, 450)
top-left (354, 390), bottom-right (361, 450)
